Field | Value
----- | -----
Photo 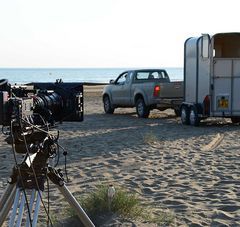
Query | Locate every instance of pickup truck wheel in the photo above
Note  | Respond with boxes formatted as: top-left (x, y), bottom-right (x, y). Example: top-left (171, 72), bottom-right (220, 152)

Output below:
top-left (189, 106), bottom-right (200, 126)
top-left (136, 99), bottom-right (150, 118)
top-left (181, 106), bottom-right (190, 125)
top-left (103, 96), bottom-right (114, 114)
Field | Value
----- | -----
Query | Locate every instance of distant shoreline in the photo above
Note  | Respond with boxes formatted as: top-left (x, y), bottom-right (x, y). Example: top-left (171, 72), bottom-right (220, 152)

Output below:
top-left (0, 68), bottom-right (183, 84)
top-left (83, 82), bottom-right (108, 86)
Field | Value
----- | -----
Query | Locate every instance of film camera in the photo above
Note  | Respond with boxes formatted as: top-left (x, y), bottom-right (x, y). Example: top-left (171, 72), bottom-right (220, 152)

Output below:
top-left (0, 78), bottom-right (83, 126)
top-left (0, 79), bottom-right (95, 227)
top-left (0, 78), bottom-right (84, 153)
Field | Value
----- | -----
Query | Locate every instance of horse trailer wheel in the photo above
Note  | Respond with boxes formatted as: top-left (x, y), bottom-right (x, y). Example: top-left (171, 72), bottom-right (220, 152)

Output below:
top-left (189, 107), bottom-right (200, 126)
top-left (181, 106), bottom-right (190, 125)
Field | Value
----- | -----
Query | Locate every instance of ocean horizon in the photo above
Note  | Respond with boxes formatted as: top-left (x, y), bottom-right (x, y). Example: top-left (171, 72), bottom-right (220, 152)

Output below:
top-left (0, 67), bottom-right (183, 84)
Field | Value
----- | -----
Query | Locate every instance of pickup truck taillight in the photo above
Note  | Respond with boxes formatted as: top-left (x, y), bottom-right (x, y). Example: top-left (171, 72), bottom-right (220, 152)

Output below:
top-left (153, 85), bottom-right (160, 97)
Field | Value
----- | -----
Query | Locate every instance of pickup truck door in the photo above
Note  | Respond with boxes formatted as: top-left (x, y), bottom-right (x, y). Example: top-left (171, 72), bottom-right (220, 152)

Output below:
top-left (111, 72), bottom-right (132, 105)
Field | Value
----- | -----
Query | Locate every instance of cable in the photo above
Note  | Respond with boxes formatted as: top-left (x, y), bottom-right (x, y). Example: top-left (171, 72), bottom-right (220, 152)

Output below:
top-left (21, 117), bottom-right (61, 167)
top-left (56, 143), bottom-right (69, 182)
top-left (46, 176), bottom-right (50, 227)
top-left (53, 142), bottom-right (60, 167)
top-left (21, 118), bottom-right (53, 136)
top-left (64, 150), bottom-right (69, 182)
top-left (21, 115), bottom-right (70, 214)
top-left (10, 120), bottom-right (33, 227)
top-left (21, 118), bottom-right (66, 170)
top-left (18, 118), bottom-right (54, 227)
top-left (19, 120), bottom-right (54, 226)
top-left (32, 113), bottom-right (50, 132)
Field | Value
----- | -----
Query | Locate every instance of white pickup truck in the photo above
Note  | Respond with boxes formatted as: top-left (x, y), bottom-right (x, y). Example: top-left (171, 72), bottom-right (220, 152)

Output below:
top-left (102, 69), bottom-right (184, 118)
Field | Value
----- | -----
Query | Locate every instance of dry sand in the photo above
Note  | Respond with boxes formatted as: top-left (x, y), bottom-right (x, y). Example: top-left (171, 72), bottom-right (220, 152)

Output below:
top-left (0, 85), bottom-right (240, 226)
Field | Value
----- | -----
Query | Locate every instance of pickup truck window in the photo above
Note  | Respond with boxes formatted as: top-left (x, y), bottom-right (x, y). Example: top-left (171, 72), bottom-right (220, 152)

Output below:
top-left (116, 72), bottom-right (128, 85)
top-left (135, 71), bottom-right (168, 80)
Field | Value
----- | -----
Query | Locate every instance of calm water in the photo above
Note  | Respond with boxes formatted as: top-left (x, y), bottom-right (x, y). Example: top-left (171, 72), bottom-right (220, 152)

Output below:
top-left (0, 68), bottom-right (183, 84)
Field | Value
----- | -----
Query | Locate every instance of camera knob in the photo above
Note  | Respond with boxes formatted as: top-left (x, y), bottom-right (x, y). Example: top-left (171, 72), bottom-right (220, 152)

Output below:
top-left (8, 177), bottom-right (13, 184)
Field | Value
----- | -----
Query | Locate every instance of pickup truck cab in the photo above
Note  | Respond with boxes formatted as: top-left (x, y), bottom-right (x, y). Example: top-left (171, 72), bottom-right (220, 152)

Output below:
top-left (103, 69), bottom-right (183, 118)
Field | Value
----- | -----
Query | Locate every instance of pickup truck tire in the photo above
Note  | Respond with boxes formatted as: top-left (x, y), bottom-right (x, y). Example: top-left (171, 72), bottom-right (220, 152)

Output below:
top-left (181, 106), bottom-right (190, 125)
top-left (189, 106), bottom-right (200, 126)
top-left (103, 96), bottom-right (114, 114)
top-left (136, 98), bottom-right (150, 118)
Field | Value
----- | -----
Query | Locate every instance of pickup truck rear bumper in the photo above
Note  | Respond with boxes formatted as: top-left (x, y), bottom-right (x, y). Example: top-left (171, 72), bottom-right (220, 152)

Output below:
top-left (153, 98), bottom-right (183, 109)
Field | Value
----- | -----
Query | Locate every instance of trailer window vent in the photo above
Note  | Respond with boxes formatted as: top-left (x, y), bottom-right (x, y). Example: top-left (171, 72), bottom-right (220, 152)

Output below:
top-left (202, 34), bottom-right (210, 59)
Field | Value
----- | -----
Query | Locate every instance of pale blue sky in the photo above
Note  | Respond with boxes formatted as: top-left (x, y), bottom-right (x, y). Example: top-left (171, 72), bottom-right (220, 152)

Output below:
top-left (0, 0), bottom-right (238, 68)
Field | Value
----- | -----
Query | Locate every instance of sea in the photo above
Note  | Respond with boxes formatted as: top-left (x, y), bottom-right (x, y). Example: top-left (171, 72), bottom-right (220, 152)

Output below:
top-left (0, 68), bottom-right (183, 84)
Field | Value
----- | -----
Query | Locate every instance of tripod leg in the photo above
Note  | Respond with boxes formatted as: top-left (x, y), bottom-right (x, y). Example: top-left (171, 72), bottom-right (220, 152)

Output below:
top-left (0, 184), bottom-right (16, 226)
top-left (16, 190), bottom-right (26, 227)
top-left (0, 183), bottom-right (16, 210)
top-left (9, 187), bottom-right (21, 226)
top-left (25, 189), bottom-right (36, 227)
top-left (25, 190), bottom-right (42, 227)
top-left (31, 190), bottom-right (42, 227)
top-left (57, 184), bottom-right (95, 227)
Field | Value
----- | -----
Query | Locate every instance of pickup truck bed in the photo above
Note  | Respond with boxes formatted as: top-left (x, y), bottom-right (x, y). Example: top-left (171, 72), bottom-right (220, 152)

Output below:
top-left (102, 69), bottom-right (183, 118)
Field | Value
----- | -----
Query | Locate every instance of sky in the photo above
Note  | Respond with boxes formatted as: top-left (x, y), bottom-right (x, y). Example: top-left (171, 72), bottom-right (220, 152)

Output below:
top-left (0, 0), bottom-right (239, 68)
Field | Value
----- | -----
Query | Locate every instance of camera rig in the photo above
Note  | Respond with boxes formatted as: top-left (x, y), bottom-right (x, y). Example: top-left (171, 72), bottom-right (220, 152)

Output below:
top-left (0, 78), bottom-right (84, 126)
top-left (0, 79), bottom-right (94, 226)
top-left (0, 78), bottom-right (84, 154)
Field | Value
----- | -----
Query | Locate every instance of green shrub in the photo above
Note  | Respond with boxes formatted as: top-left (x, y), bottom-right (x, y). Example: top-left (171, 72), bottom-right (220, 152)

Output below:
top-left (76, 184), bottom-right (174, 225)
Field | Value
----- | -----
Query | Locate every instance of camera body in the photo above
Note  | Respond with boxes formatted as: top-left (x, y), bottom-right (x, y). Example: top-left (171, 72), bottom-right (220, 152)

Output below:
top-left (0, 92), bottom-right (34, 126)
top-left (0, 79), bottom-right (84, 126)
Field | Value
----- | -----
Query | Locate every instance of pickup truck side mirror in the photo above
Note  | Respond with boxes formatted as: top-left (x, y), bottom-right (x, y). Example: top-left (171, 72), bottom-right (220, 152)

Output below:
top-left (109, 79), bottom-right (115, 84)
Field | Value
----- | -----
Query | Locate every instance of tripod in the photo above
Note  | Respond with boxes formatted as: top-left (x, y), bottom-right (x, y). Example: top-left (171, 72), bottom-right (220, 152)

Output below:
top-left (0, 165), bottom-right (95, 227)
top-left (0, 134), bottom-right (94, 227)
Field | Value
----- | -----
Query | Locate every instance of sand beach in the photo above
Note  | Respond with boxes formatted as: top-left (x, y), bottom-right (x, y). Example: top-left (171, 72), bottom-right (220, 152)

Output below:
top-left (0, 85), bottom-right (240, 226)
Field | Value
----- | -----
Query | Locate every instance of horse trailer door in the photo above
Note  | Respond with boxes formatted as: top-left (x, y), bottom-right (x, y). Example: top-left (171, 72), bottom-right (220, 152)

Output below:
top-left (212, 58), bottom-right (240, 116)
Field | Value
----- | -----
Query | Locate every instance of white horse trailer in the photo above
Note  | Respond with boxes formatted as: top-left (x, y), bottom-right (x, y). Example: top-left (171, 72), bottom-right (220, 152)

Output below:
top-left (181, 32), bottom-right (240, 126)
